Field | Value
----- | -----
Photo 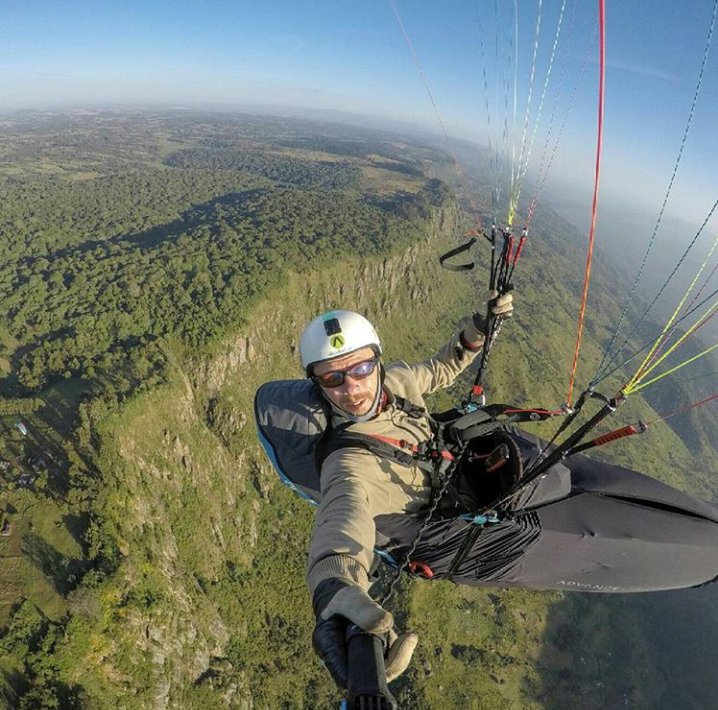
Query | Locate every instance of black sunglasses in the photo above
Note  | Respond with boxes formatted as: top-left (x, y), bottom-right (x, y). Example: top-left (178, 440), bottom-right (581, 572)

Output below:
top-left (313, 357), bottom-right (380, 388)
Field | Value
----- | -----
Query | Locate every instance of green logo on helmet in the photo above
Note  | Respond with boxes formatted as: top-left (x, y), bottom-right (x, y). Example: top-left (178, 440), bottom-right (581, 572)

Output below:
top-left (330, 334), bottom-right (345, 349)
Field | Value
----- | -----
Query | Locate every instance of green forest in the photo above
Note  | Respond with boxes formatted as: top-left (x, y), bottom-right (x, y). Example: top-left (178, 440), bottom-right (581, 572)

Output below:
top-left (1, 110), bottom-right (717, 709)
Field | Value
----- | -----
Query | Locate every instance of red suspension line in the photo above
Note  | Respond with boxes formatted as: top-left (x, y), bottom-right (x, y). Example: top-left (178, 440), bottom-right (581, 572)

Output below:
top-left (645, 391), bottom-right (718, 426)
top-left (582, 391), bottom-right (718, 451)
top-left (566, 0), bottom-right (605, 406)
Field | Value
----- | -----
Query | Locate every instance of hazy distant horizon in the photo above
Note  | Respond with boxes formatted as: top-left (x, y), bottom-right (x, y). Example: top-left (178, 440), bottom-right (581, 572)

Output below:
top-left (1, 1), bottom-right (716, 229)
top-left (1, 100), bottom-right (712, 278)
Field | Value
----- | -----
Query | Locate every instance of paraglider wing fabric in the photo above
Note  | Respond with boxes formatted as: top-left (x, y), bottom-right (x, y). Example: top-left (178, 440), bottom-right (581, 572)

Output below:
top-left (504, 428), bottom-right (572, 510)
top-left (511, 453), bottom-right (718, 592)
top-left (567, 452), bottom-right (718, 524)
top-left (507, 482), bottom-right (718, 592)
top-left (487, 431), bottom-right (718, 592)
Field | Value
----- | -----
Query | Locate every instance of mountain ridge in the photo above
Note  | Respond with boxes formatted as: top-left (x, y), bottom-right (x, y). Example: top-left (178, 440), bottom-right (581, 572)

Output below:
top-left (1, 110), bottom-right (716, 708)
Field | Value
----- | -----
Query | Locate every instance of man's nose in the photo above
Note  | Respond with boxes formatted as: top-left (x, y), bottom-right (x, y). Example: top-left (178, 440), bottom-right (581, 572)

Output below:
top-left (340, 374), bottom-right (362, 392)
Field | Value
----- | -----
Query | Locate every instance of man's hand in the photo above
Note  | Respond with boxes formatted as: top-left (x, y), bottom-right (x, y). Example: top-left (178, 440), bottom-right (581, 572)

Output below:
top-left (463, 291), bottom-right (515, 345)
top-left (488, 290), bottom-right (514, 319)
top-left (312, 579), bottom-right (418, 688)
top-left (385, 627), bottom-right (419, 682)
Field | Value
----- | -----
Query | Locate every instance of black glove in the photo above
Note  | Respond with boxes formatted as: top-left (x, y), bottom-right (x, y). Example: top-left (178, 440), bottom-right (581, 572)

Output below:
top-left (312, 578), bottom-right (417, 688)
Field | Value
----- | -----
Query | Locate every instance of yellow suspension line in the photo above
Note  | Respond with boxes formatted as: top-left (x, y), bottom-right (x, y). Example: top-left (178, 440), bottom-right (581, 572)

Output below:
top-left (625, 231), bottom-right (718, 391)
top-left (624, 297), bottom-right (718, 394)
top-left (628, 341), bottom-right (718, 394)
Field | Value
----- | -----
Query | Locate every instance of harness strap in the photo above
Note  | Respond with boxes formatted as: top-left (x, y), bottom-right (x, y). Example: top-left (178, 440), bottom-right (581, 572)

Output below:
top-left (446, 522), bottom-right (486, 579)
top-left (393, 395), bottom-right (426, 418)
top-left (321, 430), bottom-right (438, 474)
top-left (439, 236), bottom-right (478, 271)
top-left (482, 402), bottom-right (562, 423)
top-left (317, 393), bottom-right (444, 479)
top-left (370, 434), bottom-right (455, 462)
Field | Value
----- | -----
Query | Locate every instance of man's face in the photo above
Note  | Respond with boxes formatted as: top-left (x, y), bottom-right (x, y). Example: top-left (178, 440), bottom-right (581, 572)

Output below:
top-left (312, 346), bottom-right (380, 417)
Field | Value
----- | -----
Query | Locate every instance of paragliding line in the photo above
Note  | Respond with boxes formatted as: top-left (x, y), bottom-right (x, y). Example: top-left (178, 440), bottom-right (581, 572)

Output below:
top-left (508, 0), bottom-right (543, 229)
top-left (625, 224), bottom-right (718, 392)
top-left (645, 391), bottom-right (718, 425)
top-left (574, 388), bottom-right (718, 453)
top-left (628, 230), bottom-right (718, 387)
top-left (388, 0), bottom-right (483, 227)
top-left (601, 192), bottom-right (718, 390)
top-left (514, 0), bottom-right (570, 229)
top-left (627, 341), bottom-right (718, 394)
top-left (524, 0), bottom-right (583, 231)
top-left (476, 8), bottom-right (498, 224)
top-left (566, 0), bottom-right (605, 406)
top-left (596, 278), bottom-right (718, 386)
top-left (639, 369), bottom-right (718, 392)
top-left (593, 0), bottom-right (718, 384)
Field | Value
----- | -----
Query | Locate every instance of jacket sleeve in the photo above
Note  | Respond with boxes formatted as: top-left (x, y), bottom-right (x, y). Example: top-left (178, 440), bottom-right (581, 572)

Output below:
top-left (407, 329), bottom-right (481, 396)
top-left (306, 443), bottom-right (430, 595)
top-left (306, 448), bottom-right (388, 595)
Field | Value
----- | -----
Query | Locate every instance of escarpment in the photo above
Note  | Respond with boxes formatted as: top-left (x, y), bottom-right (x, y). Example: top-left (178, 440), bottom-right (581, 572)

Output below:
top-left (193, 202), bottom-right (464, 399)
top-left (63, 200), bottom-right (472, 708)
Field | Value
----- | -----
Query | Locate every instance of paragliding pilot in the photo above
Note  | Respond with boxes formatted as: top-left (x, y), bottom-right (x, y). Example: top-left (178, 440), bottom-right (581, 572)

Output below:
top-left (304, 297), bottom-right (519, 690)
top-left (255, 294), bottom-right (718, 698)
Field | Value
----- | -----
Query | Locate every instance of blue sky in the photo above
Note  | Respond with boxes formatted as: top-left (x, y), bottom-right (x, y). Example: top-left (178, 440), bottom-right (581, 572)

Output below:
top-left (0, 0), bottom-right (717, 228)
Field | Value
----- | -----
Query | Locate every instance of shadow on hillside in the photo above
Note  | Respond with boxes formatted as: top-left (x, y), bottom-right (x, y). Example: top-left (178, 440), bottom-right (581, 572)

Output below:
top-left (536, 587), bottom-right (718, 708)
top-left (1, 667), bottom-right (83, 707)
top-left (0, 369), bottom-right (21, 398)
top-left (21, 532), bottom-right (87, 596)
top-left (62, 513), bottom-right (90, 551)
top-left (120, 187), bottom-right (270, 250)
top-left (0, 669), bottom-right (24, 707)
top-left (15, 187), bottom-right (271, 270)
top-left (36, 383), bottom-right (89, 439)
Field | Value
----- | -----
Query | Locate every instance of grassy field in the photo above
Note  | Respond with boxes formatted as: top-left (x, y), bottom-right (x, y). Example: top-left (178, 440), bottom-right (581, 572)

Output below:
top-left (0, 375), bottom-right (94, 637)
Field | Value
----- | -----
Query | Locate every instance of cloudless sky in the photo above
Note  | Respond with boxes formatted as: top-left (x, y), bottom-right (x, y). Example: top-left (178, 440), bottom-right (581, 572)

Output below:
top-left (1, 0), bottom-right (717, 230)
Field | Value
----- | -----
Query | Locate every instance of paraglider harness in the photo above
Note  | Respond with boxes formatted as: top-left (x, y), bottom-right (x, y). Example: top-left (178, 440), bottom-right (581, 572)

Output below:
top-left (254, 379), bottom-right (556, 596)
top-left (253, 229), bottom-right (621, 707)
top-left (321, 398), bottom-right (500, 590)
top-left (255, 226), bottom-right (573, 593)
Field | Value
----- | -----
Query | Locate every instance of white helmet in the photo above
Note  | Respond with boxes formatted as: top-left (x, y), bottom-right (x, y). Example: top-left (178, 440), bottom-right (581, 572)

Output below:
top-left (300, 310), bottom-right (382, 375)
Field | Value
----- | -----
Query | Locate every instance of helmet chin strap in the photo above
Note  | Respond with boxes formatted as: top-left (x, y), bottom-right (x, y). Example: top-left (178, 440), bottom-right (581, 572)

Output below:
top-left (322, 364), bottom-right (386, 423)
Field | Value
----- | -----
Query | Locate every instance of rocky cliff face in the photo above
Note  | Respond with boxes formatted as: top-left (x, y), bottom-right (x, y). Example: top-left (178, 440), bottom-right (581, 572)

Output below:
top-left (194, 204), bottom-right (460, 399)
top-left (73, 202), bottom-right (467, 708)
